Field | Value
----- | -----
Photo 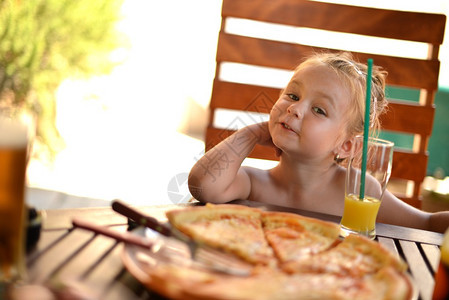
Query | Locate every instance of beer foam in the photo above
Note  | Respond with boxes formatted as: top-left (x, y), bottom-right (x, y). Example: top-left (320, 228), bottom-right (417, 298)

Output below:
top-left (0, 118), bottom-right (29, 147)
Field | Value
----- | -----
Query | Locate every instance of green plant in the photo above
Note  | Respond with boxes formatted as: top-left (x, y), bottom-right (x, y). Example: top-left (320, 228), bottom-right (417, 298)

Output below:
top-left (0, 0), bottom-right (125, 157)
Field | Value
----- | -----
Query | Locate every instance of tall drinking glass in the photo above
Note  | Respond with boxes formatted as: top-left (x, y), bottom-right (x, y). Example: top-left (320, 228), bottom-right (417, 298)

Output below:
top-left (340, 135), bottom-right (394, 240)
top-left (0, 107), bottom-right (33, 294)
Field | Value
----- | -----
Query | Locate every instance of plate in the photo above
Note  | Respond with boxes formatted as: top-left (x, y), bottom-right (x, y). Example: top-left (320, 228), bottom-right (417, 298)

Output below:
top-left (121, 227), bottom-right (156, 286)
top-left (121, 227), bottom-right (269, 300)
top-left (121, 227), bottom-right (210, 299)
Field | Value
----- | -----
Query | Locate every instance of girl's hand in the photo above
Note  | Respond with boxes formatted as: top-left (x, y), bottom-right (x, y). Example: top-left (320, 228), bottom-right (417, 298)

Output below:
top-left (245, 122), bottom-right (282, 157)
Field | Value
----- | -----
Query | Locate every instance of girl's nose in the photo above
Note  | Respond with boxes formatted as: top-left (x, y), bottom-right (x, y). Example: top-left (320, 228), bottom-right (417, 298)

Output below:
top-left (287, 102), bottom-right (303, 118)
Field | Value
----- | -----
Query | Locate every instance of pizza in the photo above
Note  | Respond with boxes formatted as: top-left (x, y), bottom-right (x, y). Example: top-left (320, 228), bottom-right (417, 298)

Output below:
top-left (137, 204), bottom-right (412, 300)
top-left (166, 204), bottom-right (276, 266)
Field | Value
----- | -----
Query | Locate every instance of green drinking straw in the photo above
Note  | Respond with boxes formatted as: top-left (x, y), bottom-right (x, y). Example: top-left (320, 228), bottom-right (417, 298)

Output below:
top-left (359, 58), bottom-right (373, 201)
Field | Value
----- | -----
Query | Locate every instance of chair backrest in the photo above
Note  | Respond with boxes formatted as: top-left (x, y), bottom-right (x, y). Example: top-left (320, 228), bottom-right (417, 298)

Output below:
top-left (206, 0), bottom-right (446, 208)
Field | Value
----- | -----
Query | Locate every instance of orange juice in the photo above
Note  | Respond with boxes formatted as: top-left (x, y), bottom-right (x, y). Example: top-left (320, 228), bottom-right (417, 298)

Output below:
top-left (340, 194), bottom-right (381, 239)
top-left (433, 229), bottom-right (449, 300)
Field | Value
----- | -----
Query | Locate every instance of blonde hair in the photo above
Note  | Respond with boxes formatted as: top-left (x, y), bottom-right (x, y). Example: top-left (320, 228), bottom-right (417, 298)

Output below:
top-left (295, 52), bottom-right (388, 138)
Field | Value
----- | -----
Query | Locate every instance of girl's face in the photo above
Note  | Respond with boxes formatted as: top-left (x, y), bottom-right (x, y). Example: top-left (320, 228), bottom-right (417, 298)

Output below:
top-left (269, 64), bottom-right (352, 162)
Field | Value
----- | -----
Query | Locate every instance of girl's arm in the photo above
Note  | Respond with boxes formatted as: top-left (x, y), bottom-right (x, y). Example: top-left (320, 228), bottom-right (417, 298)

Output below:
top-left (429, 211), bottom-right (449, 233)
top-left (378, 190), bottom-right (449, 233)
top-left (188, 122), bottom-right (278, 204)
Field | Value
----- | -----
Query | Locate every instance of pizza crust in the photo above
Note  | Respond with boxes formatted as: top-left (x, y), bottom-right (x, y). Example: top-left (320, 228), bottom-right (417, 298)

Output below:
top-left (143, 264), bottom-right (411, 300)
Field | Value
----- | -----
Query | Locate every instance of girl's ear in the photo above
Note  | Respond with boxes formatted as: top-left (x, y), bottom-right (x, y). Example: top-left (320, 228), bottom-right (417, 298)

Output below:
top-left (335, 137), bottom-right (356, 160)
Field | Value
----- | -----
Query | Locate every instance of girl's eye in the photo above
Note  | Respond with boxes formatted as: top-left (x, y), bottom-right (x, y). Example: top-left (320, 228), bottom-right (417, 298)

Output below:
top-left (287, 93), bottom-right (299, 101)
top-left (313, 107), bottom-right (327, 116)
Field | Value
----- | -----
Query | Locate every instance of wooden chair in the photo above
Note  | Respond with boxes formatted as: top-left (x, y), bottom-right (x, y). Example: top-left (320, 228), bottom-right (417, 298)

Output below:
top-left (205, 0), bottom-right (446, 208)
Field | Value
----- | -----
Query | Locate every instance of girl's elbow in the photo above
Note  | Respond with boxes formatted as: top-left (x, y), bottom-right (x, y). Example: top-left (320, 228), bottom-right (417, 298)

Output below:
top-left (187, 174), bottom-right (223, 203)
top-left (188, 183), bottom-right (234, 204)
top-left (188, 173), bottom-right (205, 201)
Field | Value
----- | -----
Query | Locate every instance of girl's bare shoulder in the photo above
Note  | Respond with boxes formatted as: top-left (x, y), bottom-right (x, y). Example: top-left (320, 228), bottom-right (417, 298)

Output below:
top-left (241, 166), bottom-right (283, 201)
top-left (241, 166), bottom-right (273, 184)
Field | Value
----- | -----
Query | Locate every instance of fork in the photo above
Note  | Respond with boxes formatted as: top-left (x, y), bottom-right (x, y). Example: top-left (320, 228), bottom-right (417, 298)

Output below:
top-left (111, 200), bottom-right (252, 276)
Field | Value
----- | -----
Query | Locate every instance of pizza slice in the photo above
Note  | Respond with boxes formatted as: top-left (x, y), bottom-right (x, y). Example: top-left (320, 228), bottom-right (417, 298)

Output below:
top-left (261, 211), bottom-right (340, 273)
top-left (286, 234), bottom-right (408, 276)
top-left (166, 204), bottom-right (276, 266)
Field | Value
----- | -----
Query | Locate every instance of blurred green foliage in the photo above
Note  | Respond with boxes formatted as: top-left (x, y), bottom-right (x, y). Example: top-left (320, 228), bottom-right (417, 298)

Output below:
top-left (0, 0), bottom-right (125, 158)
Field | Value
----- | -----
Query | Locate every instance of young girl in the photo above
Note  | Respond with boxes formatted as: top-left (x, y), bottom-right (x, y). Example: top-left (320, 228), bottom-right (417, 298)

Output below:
top-left (188, 52), bottom-right (449, 233)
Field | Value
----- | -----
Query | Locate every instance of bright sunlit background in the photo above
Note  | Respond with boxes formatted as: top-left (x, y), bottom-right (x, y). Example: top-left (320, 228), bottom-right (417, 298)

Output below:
top-left (26, 0), bottom-right (449, 209)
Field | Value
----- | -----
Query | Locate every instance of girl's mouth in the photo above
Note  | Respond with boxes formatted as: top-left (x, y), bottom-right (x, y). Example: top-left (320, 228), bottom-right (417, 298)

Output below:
top-left (282, 123), bottom-right (292, 130)
top-left (280, 122), bottom-right (300, 136)
top-left (281, 122), bottom-right (295, 133)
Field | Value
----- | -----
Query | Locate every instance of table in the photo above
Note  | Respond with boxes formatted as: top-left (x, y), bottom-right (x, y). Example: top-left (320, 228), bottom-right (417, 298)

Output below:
top-left (26, 200), bottom-right (443, 300)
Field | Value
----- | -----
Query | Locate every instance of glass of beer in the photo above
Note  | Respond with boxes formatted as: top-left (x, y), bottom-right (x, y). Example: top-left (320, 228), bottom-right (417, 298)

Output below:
top-left (340, 135), bottom-right (394, 240)
top-left (0, 106), bottom-right (34, 287)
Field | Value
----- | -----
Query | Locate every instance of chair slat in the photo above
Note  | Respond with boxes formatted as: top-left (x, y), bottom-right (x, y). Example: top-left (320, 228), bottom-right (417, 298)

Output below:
top-left (222, 0), bottom-right (446, 44)
top-left (210, 80), bottom-right (279, 113)
top-left (391, 150), bottom-right (428, 182)
top-left (217, 33), bottom-right (440, 90)
top-left (380, 101), bottom-right (435, 136)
